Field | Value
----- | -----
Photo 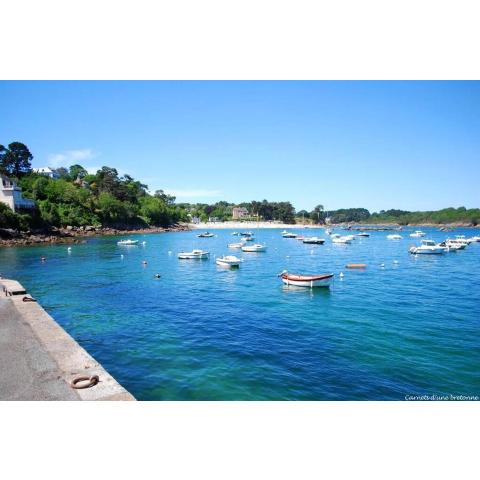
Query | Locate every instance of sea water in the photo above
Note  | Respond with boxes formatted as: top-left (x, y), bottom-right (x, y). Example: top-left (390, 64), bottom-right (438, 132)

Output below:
top-left (1, 227), bottom-right (479, 400)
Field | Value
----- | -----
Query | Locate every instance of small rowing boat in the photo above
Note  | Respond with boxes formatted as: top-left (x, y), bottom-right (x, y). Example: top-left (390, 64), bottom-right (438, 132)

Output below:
top-left (279, 270), bottom-right (334, 288)
top-left (241, 244), bottom-right (267, 252)
top-left (228, 241), bottom-right (245, 249)
top-left (117, 239), bottom-right (139, 245)
top-left (177, 249), bottom-right (210, 259)
top-left (216, 255), bottom-right (243, 267)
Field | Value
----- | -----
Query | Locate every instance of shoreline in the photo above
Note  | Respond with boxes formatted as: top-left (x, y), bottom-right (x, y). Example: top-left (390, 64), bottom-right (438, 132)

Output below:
top-left (1, 221), bottom-right (478, 247)
top-left (191, 221), bottom-right (479, 230)
top-left (0, 223), bottom-right (191, 248)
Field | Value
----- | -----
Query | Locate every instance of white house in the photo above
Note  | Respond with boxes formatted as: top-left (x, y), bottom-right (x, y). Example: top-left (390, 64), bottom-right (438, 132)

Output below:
top-left (33, 167), bottom-right (60, 179)
top-left (0, 174), bottom-right (35, 212)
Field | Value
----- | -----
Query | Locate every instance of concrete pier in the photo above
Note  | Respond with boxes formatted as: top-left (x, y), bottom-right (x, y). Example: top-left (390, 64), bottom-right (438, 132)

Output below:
top-left (0, 279), bottom-right (135, 401)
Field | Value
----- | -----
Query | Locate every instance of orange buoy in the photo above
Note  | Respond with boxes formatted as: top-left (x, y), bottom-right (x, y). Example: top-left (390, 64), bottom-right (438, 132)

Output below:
top-left (346, 263), bottom-right (367, 269)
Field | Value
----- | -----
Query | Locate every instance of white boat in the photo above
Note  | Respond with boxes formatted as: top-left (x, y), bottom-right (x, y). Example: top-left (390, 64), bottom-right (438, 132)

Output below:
top-left (332, 235), bottom-right (352, 244)
top-left (228, 241), bottom-right (245, 249)
top-left (410, 230), bottom-right (426, 238)
top-left (231, 232), bottom-right (241, 236)
top-left (282, 232), bottom-right (297, 238)
top-left (216, 255), bottom-right (243, 267)
top-left (177, 249), bottom-right (210, 259)
top-left (439, 241), bottom-right (463, 251)
top-left (240, 231), bottom-right (254, 236)
top-left (387, 234), bottom-right (403, 240)
top-left (356, 232), bottom-right (370, 237)
top-left (325, 229), bottom-right (333, 235)
top-left (279, 270), bottom-right (334, 288)
top-left (303, 237), bottom-right (325, 244)
top-left (241, 244), bottom-right (267, 252)
top-left (467, 236), bottom-right (480, 242)
top-left (444, 239), bottom-right (467, 249)
top-left (409, 239), bottom-right (447, 255)
top-left (197, 232), bottom-right (215, 238)
top-left (117, 239), bottom-right (139, 245)
top-left (454, 235), bottom-right (473, 245)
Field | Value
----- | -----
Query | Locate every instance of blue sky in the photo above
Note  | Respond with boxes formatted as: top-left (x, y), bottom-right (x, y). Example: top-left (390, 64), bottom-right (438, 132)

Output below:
top-left (1, 81), bottom-right (478, 212)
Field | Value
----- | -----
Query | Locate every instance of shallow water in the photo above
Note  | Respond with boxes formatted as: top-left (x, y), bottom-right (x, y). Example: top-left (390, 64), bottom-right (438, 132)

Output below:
top-left (1, 227), bottom-right (479, 400)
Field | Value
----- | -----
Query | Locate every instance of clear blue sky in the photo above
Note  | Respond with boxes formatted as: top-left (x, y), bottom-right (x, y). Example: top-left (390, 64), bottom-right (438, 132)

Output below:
top-left (1, 81), bottom-right (478, 212)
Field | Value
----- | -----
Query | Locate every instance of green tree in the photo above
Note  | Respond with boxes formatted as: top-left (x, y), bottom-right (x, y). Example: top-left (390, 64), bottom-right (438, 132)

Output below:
top-left (0, 142), bottom-right (33, 177)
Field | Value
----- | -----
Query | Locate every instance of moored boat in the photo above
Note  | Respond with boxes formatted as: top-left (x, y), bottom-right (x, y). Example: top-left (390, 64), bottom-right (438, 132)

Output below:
top-left (303, 237), bottom-right (325, 244)
top-left (332, 235), bottom-right (352, 244)
top-left (356, 232), bottom-right (370, 237)
top-left (117, 239), bottom-right (139, 245)
top-left (410, 230), bottom-right (426, 238)
top-left (241, 244), bottom-right (267, 252)
top-left (387, 234), bottom-right (403, 240)
top-left (197, 232), bottom-right (215, 238)
top-left (282, 232), bottom-right (297, 238)
top-left (409, 239), bottom-right (447, 255)
top-left (279, 270), bottom-right (334, 288)
top-left (216, 255), bottom-right (243, 267)
top-left (228, 241), bottom-right (245, 249)
top-left (178, 249), bottom-right (210, 259)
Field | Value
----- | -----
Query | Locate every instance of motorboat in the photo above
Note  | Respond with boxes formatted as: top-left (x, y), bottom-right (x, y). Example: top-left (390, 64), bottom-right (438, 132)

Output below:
top-left (332, 235), bottom-right (352, 244)
top-left (240, 231), bottom-right (254, 236)
top-left (279, 270), bottom-right (334, 288)
top-left (282, 232), bottom-right (297, 238)
top-left (409, 239), bottom-right (447, 255)
top-left (455, 235), bottom-right (473, 245)
top-left (468, 236), bottom-right (480, 242)
top-left (387, 234), bottom-right (403, 240)
top-left (325, 229), bottom-right (333, 235)
top-left (244, 235), bottom-right (254, 241)
top-left (177, 249), bottom-right (210, 259)
top-left (117, 239), bottom-right (139, 245)
top-left (356, 232), bottom-right (370, 237)
top-left (439, 241), bottom-right (463, 251)
top-left (231, 232), bottom-right (241, 236)
top-left (228, 241), bottom-right (245, 249)
top-left (303, 237), bottom-right (325, 244)
top-left (197, 232), bottom-right (215, 238)
top-left (410, 230), bottom-right (426, 238)
top-left (216, 255), bottom-right (243, 267)
top-left (444, 239), bottom-right (467, 250)
top-left (241, 244), bottom-right (267, 252)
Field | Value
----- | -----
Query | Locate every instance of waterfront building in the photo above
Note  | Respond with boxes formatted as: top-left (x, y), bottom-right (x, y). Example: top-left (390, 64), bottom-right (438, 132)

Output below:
top-left (33, 167), bottom-right (60, 178)
top-left (232, 207), bottom-right (249, 219)
top-left (0, 174), bottom-right (35, 212)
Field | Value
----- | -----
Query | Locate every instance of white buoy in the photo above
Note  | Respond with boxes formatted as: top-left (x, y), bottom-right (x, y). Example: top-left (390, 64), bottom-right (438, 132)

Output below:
top-left (120, 254), bottom-right (124, 259)
top-left (380, 263), bottom-right (385, 268)
top-left (168, 251), bottom-right (172, 255)
top-left (393, 260), bottom-right (399, 264)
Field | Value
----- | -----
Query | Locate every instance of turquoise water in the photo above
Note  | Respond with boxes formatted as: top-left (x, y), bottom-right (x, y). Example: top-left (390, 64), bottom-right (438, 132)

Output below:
top-left (1, 227), bottom-right (479, 400)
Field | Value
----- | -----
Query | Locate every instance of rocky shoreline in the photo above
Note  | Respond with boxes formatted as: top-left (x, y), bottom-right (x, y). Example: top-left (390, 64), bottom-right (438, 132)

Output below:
top-left (0, 223), bottom-right (191, 247)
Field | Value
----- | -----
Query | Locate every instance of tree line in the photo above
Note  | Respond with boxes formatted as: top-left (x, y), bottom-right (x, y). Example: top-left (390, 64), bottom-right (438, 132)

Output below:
top-left (1, 142), bottom-right (478, 231)
top-left (0, 142), bottom-right (185, 231)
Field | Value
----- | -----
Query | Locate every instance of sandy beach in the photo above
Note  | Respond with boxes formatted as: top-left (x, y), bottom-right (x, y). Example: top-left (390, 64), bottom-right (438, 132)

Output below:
top-left (191, 221), bottom-right (312, 230)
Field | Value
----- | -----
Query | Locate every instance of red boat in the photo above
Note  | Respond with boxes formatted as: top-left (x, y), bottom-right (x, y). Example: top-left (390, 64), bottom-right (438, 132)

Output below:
top-left (279, 271), bottom-right (334, 288)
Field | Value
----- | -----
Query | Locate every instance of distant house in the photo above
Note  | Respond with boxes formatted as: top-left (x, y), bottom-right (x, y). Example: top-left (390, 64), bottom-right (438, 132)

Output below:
top-left (232, 207), bottom-right (249, 219)
top-left (33, 167), bottom-right (60, 179)
top-left (0, 174), bottom-right (35, 212)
